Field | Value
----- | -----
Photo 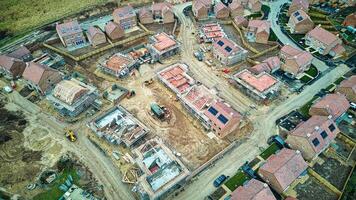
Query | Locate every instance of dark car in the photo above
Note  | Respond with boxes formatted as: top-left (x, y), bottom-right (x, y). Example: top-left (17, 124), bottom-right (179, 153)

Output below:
top-left (213, 175), bottom-right (229, 187)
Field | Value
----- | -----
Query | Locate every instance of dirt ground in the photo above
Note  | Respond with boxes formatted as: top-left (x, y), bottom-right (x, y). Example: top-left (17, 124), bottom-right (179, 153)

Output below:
top-left (99, 64), bottom-right (228, 170)
top-left (0, 92), bottom-right (65, 198)
top-left (295, 176), bottom-right (338, 200)
top-left (312, 154), bottom-right (352, 190)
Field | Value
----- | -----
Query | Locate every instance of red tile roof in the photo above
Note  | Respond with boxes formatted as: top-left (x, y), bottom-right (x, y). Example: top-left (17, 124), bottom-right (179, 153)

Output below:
top-left (213, 37), bottom-right (245, 57)
top-left (22, 62), bottom-right (47, 84)
top-left (0, 55), bottom-right (22, 71)
top-left (291, 0), bottom-right (309, 10)
top-left (248, 20), bottom-right (270, 34)
top-left (310, 93), bottom-right (350, 119)
top-left (306, 26), bottom-right (341, 46)
top-left (231, 179), bottom-right (276, 200)
top-left (87, 26), bottom-right (104, 38)
top-left (229, 1), bottom-right (243, 10)
top-left (152, 2), bottom-right (172, 12)
top-left (235, 70), bottom-right (278, 92)
top-left (152, 32), bottom-right (177, 52)
top-left (249, 63), bottom-right (271, 74)
top-left (56, 20), bottom-right (82, 37)
top-left (263, 56), bottom-right (280, 71)
top-left (113, 5), bottom-right (136, 20)
top-left (289, 10), bottom-right (312, 25)
top-left (215, 2), bottom-right (228, 12)
top-left (289, 115), bottom-right (340, 155)
top-left (339, 75), bottom-right (356, 92)
top-left (280, 45), bottom-right (313, 67)
top-left (234, 16), bottom-right (248, 26)
top-left (259, 148), bottom-right (308, 192)
top-left (105, 21), bottom-right (121, 35)
top-left (8, 46), bottom-right (31, 59)
top-left (159, 64), bottom-right (192, 93)
top-left (204, 100), bottom-right (241, 128)
top-left (105, 54), bottom-right (133, 72)
top-left (184, 85), bottom-right (214, 111)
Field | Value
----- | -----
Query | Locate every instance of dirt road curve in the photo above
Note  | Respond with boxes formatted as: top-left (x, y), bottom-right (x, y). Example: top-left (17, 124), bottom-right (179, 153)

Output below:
top-left (7, 91), bottom-right (135, 200)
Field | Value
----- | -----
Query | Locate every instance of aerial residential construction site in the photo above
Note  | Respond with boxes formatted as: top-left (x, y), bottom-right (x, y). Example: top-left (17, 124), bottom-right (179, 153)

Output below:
top-left (0, 0), bottom-right (355, 200)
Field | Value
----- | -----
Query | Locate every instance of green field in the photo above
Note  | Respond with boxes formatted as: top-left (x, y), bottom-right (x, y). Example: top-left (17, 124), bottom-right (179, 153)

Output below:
top-left (298, 96), bottom-right (319, 118)
top-left (0, 0), bottom-right (110, 37)
top-left (260, 142), bottom-right (280, 160)
top-left (305, 65), bottom-right (318, 78)
top-left (33, 168), bottom-right (80, 200)
top-left (225, 170), bottom-right (251, 191)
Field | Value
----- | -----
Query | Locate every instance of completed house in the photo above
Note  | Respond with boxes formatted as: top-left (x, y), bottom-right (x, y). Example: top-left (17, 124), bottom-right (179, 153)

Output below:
top-left (288, 0), bottom-right (309, 16)
top-left (8, 46), bottom-right (32, 61)
top-left (86, 27), bottom-right (106, 47)
top-left (229, 1), bottom-right (244, 17)
top-left (212, 37), bottom-right (247, 66)
top-left (336, 75), bottom-right (356, 102)
top-left (343, 13), bottom-right (356, 27)
top-left (258, 148), bottom-right (308, 193)
top-left (113, 5), bottom-right (137, 30)
top-left (309, 93), bottom-right (350, 120)
top-left (249, 56), bottom-right (280, 75)
top-left (232, 69), bottom-right (281, 101)
top-left (247, 0), bottom-right (262, 12)
top-left (56, 20), bottom-right (85, 48)
top-left (279, 45), bottom-right (313, 78)
top-left (246, 20), bottom-right (270, 44)
top-left (139, 7), bottom-right (154, 24)
top-left (234, 16), bottom-right (248, 28)
top-left (215, 2), bottom-right (229, 19)
top-left (288, 10), bottom-right (314, 34)
top-left (22, 62), bottom-right (62, 95)
top-left (105, 21), bottom-right (124, 40)
top-left (286, 115), bottom-right (340, 160)
top-left (0, 55), bottom-right (26, 79)
top-left (204, 100), bottom-right (241, 138)
top-left (231, 179), bottom-right (276, 200)
top-left (148, 32), bottom-right (180, 62)
top-left (152, 2), bottom-right (175, 23)
top-left (192, 0), bottom-right (212, 20)
top-left (305, 26), bottom-right (345, 57)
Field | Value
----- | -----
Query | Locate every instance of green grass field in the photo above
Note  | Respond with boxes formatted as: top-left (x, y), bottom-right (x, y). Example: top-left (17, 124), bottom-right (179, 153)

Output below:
top-left (0, 0), bottom-right (110, 37)
top-left (33, 168), bottom-right (80, 200)
top-left (305, 65), bottom-right (318, 78)
top-left (260, 142), bottom-right (280, 160)
top-left (225, 170), bottom-right (251, 191)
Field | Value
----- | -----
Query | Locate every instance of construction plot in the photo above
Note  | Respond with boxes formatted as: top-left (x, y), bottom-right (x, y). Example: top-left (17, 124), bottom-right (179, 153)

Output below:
top-left (133, 137), bottom-right (190, 200)
top-left (89, 105), bottom-right (149, 147)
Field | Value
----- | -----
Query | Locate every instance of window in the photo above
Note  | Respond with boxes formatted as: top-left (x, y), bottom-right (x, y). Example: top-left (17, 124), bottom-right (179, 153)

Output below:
top-left (297, 16), bottom-right (303, 21)
top-left (328, 124), bottom-right (335, 132)
top-left (225, 46), bottom-right (232, 52)
top-left (218, 114), bottom-right (228, 124)
top-left (312, 138), bottom-right (320, 147)
top-left (320, 131), bottom-right (328, 139)
top-left (294, 11), bottom-right (300, 17)
top-left (208, 107), bottom-right (218, 116)
top-left (217, 40), bottom-right (224, 46)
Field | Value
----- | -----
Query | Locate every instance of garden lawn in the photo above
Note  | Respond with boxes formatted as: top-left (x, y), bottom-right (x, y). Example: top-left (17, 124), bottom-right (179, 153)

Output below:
top-left (225, 170), bottom-right (251, 191)
top-left (260, 142), bottom-right (280, 160)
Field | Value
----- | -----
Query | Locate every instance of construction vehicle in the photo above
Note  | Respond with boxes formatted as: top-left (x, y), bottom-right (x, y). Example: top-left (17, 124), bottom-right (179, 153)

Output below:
top-left (144, 78), bottom-right (154, 86)
top-left (65, 129), bottom-right (77, 142)
top-left (127, 90), bottom-right (136, 98)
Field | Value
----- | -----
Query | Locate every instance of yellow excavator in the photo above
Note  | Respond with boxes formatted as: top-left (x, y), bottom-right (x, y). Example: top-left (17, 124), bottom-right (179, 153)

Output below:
top-left (64, 129), bottom-right (77, 142)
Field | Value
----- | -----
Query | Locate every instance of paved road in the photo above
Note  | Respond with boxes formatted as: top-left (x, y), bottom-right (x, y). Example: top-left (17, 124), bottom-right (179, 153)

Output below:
top-left (168, 2), bottom-right (351, 199)
top-left (265, 0), bottom-right (329, 72)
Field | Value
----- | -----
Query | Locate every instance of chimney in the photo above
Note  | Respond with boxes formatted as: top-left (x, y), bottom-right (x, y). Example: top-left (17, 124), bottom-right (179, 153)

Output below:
top-left (306, 133), bottom-right (311, 137)
top-left (328, 115), bottom-right (332, 119)
top-left (314, 126), bottom-right (320, 131)
top-left (263, 183), bottom-right (268, 187)
top-left (296, 150), bottom-right (301, 154)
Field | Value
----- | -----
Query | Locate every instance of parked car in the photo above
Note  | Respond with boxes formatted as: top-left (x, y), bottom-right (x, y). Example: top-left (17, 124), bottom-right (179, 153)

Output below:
top-left (213, 174), bottom-right (229, 187)
top-left (3, 86), bottom-right (13, 93)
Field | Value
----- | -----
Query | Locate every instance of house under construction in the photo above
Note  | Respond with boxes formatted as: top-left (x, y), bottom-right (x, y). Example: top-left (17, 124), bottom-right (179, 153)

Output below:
top-left (90, 105), bottom-right (149, 147)
top-left (133, 137), bottom-right (190, 200)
